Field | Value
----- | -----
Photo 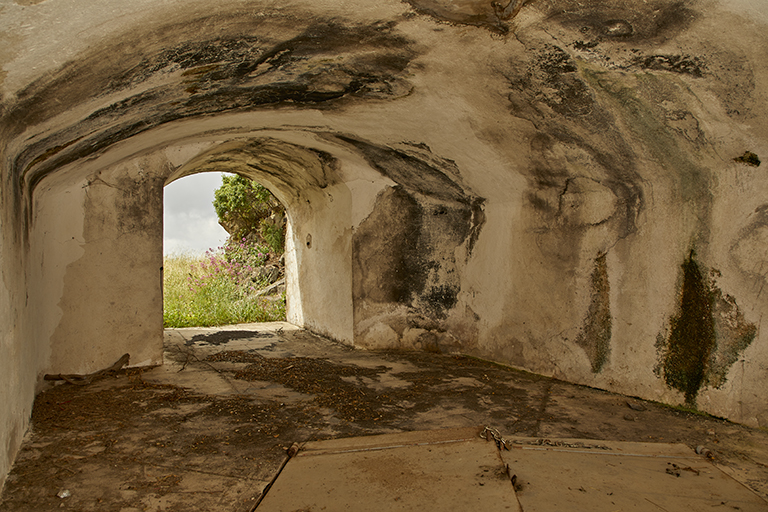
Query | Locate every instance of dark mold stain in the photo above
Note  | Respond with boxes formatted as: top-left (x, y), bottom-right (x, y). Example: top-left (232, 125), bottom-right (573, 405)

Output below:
top-left (572, 40), bottom-right (600, 51)
top-left (8, 19), bottom-right (413, 134)
top-left (538, 44), bottom-right (577, 74)
top-left (584, 70), bottom-right (709, 207)
top-left (353, 186), bottom-right (425, 305)
top-left (401, 0), bottom-right (511, 35)
top-left (575, 252), bottom-right (612, 373)
top-left (336, 135), bottom-right (470, 205)
top-left (348, 138), bottom-right (483, 329)
top-left (512, 44), bottom-right (597, 120)
top-left (504, 46), bottom-right (635, 197)
top-left (2, 17), bottom-right (419, 237)
top-left (421, 284), bottom-right (460, 317)
top-left (657, 251), bottom-right (716, 405)
top-left (405, 0), bottom-right (696, 39)
top-left (733, 151), bottom-right (761, 167)
top-left (192, 138), bottom-right (340, 194)
top-left (551, 1), bottom-right (697, 43)
top-left (636, 54), bottom-right (706, 77)
top-left (524, 132), bottom-right (643, 240)
top-left (655, 251), bottom-right (756, 406)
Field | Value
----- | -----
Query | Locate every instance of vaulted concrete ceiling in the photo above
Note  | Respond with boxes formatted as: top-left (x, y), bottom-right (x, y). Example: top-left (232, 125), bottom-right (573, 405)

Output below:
top-left (2, 0), bottom-right (768, 490)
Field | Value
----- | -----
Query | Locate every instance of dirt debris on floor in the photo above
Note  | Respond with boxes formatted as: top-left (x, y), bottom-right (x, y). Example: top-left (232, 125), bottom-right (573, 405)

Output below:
top-left (1, 323), bottom-right (767, 511)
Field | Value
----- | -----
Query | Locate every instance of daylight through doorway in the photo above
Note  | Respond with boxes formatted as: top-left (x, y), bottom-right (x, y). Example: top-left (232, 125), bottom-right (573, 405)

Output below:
top-left (162, 172), bottom-right (287, 328)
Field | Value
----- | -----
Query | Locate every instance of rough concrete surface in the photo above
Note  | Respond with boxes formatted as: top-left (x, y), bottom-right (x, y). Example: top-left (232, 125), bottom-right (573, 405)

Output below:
top-left (258, 427), bottom-right (522, 511)
top-left (261, 429), bottom-right (766, 511)
top-left (3, 0), bottom-right (768, 490)
top-left (500, 438), bottom-right (767, 511)
top-left (1, 324), bottom-right (766, 511)
top-left (4, 1), bottom-right (768, 488)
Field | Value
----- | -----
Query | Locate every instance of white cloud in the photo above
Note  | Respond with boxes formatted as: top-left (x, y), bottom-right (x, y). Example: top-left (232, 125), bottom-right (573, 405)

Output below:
top-left (163, 173), bottom-right (230, 255)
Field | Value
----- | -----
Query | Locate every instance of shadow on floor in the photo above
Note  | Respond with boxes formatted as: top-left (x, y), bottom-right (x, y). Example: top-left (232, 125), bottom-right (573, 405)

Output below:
top-left (1, 323), bottom-right (767, 511)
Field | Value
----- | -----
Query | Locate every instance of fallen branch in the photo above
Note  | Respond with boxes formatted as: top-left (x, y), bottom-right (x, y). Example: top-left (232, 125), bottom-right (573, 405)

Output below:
top-left (44, 354), bottom-right (130, 386)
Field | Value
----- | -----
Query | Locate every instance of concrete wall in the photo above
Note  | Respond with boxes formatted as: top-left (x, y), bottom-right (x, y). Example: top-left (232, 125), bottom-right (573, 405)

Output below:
top-left (33, 156), bottom-right (166, 375)
top-left (0, 191), bottom-right (30, 496)
top-left (2, 0), bottom-right (768, 490)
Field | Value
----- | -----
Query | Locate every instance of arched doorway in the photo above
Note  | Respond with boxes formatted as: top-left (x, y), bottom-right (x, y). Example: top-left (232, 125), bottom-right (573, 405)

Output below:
top-left (25, 129), bottom-right (478, 376)
top-left (162, 171), bottom-right (287, 328)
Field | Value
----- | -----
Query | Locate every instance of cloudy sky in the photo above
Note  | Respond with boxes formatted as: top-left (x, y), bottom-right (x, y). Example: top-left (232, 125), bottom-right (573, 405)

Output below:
top-left (163, 172), bottom-right (229, 255)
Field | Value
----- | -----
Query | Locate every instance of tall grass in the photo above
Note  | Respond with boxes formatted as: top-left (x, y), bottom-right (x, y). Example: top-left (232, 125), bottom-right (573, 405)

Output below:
top-left (163, 249), bottom-right (285, 328)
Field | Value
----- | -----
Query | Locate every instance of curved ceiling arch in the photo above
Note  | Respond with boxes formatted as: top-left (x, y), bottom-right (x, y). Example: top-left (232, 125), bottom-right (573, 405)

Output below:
top-left (5, 13), bottom-right (420, 204)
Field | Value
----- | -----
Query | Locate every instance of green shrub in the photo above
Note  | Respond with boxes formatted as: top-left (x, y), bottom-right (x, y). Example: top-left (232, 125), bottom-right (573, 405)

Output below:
top-left (260, 218), bottom-right (285, 256)
top-left (213, 174), bottom-right (285, 252)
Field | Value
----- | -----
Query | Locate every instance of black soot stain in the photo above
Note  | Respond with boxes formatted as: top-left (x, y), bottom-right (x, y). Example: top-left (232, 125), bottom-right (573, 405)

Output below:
top-left (344, 137), bottom-right (484, 321)
top-left (353, 186), bottom-right (424, 305)
top-left (6, 19), bottom-right (418, 206)
top-left (635, 54), bottom-right (706, 77)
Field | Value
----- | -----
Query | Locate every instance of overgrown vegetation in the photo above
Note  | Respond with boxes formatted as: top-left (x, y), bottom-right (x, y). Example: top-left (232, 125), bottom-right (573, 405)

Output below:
top-left (213, 175), bottom-right (285, 255)
top-left (163, 250), bottom-right (285, 327)
top-left (163, 174), bottom-right (287, 327)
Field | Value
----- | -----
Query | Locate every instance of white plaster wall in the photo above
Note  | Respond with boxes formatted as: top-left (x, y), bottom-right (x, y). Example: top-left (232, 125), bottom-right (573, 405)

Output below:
top-left (32, 157), bottom-right (166, 375)
top-left (284, 183), bottom-right (354, 344)
top-left (3, 0), bottom-right (768, 490)
top-left (284, 217), bottom-right (302, 328)
top-left (28, 173), bottom-right (87, 374)
top-left (0, 216), bottom-right (29, 494)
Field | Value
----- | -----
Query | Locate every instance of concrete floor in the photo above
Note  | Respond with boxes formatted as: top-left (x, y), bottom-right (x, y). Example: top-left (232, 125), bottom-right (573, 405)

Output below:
top-left (1, 323), bottom-right (767, 511)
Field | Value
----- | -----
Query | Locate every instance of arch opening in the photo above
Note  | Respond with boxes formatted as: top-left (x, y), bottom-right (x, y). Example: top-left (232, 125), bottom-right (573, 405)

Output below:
top-left (21, 128), bottom-right (485, 380)
top-left (162, 171), bottom-right (288, 329)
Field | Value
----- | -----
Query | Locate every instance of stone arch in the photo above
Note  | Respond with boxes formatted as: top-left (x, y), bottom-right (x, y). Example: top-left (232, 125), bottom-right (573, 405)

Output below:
top-left (22, 123), bottom-right (483, 379)
top-left (165, 136), bottom-right (360, 344)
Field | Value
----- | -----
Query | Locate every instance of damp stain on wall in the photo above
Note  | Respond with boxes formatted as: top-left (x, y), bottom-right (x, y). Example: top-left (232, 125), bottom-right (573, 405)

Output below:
top-left (550, 0), bottom-right (698, 43)
top-left (733, 151), bottom-right (761, 167)
top-left (655, 251), bottom-right (756, 406)
top-left (575, 252), bottom-right (612, 373)
top-left (1, 16), bottom-right (419, 243)
top-left (656, 251), bottom-right (715, 405)
top-left (708, 287), bottom-right (757, 388)
top-left (404, 0), bottom-right (697, 37)
top-left (586, 69), bottom-right (712, 210)
top-left (353, 186), bottom-right (424, 305)
top-left (346, 137), bottom-right (484, 346)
